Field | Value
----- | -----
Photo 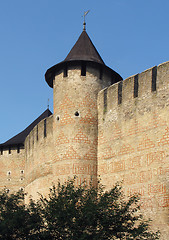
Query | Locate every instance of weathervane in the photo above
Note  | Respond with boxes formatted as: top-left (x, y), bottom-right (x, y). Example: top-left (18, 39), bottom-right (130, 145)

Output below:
top-left (83, 10), bottom-right (90, 31)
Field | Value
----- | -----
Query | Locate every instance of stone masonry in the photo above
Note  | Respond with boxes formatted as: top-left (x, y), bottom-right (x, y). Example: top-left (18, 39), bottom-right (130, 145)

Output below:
top-left (0, 29), bottom-right (168, 239)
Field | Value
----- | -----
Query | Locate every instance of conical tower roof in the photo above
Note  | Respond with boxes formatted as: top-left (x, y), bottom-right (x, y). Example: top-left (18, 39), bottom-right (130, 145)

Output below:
top-left (45, 30), bottom-right (122, 87)
top-left (64, 30), bottom-right (104, 64)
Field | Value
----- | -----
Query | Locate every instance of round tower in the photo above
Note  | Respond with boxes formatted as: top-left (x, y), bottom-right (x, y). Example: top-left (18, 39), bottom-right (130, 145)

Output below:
top-left (45, 28), bottom-right (122, 186)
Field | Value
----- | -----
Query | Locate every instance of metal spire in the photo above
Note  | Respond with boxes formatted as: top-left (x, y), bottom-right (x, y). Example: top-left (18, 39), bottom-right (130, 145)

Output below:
top-left (83, 10), bottom-right (90, 31)
top-left (47, 98), bottom-right (49, 110)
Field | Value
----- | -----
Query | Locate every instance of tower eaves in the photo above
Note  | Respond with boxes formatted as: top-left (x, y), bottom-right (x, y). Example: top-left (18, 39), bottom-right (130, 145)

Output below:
top-left (45, 30), bottom-right (123, 88)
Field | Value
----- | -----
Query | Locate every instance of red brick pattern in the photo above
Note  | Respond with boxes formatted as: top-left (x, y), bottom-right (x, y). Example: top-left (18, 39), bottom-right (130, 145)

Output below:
top-left (139, 170), bottom-right (152, 183)
top-left (60, 111), bottom-right (75, 126)
top-left (137, 135), bottom-right (155, 151)
top-left (98, 131), bottom-right (108, 145)
top-left (158, 127), bottom-right (169, 146)
top-left (56, 164), bottom-right (71, 175)
top-left (118, 144), bottom-right (134, 155)
top-left (62, 147), bottom-right (80, 160)
top-left (83, 147), bottom-right (97, 161)
top-left (80, 112), bottom-right (97, 125)
top-left (101, 145), bottom-right (116, 160)
top-left (98, 164), bottom-right (108, 174)
top-left (127, 156), bottom-right (141, 169)
top-left (53, 154), bottom-right (60, 162)
top-left (147, 112), bottom-right (166, 129)
top-left (72, 130), bottom-right (90, 144)
top-left (158, 195), bottom-right (169, 207)
top-left (59, 95), bottom-right (75, 110)
top-left (141, 197), bottom-right (153, 209)
top-left (73, 163), bottom-right (97, 175)
top-left (123, 170), bottom-right (153, 185)
top-left (92, 138), bottom-right (98, 146)
top-left (79, 95), bottom-right (96, 108)
top-left (127, 186), bottom-right (145, 196)
top-left (148, 183), bottom-right (166, 195)
top-left (110, 160), bottom-right (125, 173)
top-left (127, 120), bottom-right (145, 136)
top-left (56, 131), bottom-right (69, 145)
top-left (111, 123), bottom-right (122, 139)
top-left (147, 151), bottom-right (165, 166)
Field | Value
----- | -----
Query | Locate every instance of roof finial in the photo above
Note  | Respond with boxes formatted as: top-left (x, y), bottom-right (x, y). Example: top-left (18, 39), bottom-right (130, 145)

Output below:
top-left (83, 10), bottom-right (90, 31)
top-left (47, 98), bottom-right (49, 110)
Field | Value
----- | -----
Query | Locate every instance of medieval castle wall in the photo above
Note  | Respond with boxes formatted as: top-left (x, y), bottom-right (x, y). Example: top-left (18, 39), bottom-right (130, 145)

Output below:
top-left (0, 60), bottom-right (168, 238)
top-left (97, 61), bottom-right (169, 238)
top-left (0, 147), bottom-right (25, 192)
top-left (24, 115), bottom-right (54, 199)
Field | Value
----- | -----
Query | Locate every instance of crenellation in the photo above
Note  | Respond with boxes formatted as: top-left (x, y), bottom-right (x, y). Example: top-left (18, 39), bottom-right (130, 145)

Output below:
top-left (157, 61), bottom-right (169, 90)
top-left (98, 61), bottom-right (169, 239)
top-left (137, 67), bottom-right (153, 98)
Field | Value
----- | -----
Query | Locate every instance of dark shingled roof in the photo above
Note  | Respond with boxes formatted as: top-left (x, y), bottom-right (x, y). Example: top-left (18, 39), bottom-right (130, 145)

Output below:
top-left (0, 109), bottom-right (52, 148)
top-left (45, 30), bottom-right (123, 88)
top-left (64, 31), bottom-right (105, 64)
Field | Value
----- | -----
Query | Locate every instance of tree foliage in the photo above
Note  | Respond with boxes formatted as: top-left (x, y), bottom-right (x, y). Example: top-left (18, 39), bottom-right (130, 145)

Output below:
top-left (0, 180), bottom-right (160, 240)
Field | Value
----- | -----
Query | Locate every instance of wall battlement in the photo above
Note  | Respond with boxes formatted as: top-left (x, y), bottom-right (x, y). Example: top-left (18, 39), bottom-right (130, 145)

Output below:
top-left (25, 115), bottom-right (53, 198)
top-left (98, 61), bottom-right (169, 120)
top-left (97, 61), bottom-right (169, 239)
top-left (25, 114), bottom-right (53, 156)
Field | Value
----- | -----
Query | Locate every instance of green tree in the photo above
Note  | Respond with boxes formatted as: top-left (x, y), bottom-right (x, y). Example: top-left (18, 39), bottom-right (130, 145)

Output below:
top-left (0, 180), bottom-right (160, 240)
top-left (0, 190), bottom-right (42, 240)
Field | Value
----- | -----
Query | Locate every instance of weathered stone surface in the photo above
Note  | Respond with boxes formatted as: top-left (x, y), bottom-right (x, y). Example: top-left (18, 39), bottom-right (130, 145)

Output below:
top-left (0, 61), bottom-right (168, 239)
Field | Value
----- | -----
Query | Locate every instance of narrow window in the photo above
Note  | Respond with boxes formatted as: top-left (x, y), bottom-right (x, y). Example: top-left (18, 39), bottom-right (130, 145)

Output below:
top-left (100, 67), bottom-right (103, 80)
top-left (104, 88), bottom-right (107, 113)
top-left (134, 74), bottom-right (139, 98)
top-left (32, 130), bottom-right (34, 145)
top-left (118, 81), bottom-right (123, 105)
top-left (9, 146), bottom-right (11, 154)
top-left (29, 136), bottom-right (30, 150)
top-left (0, 148), bottom-right (3, 155)
top-left (63, 65), bottom-right (68, 77)
top-left (17, 145), bottom-right (20, 153)
top-left (37, 125), bottom-right (38, 141)
top-left (44, 119), bottom-right (47, 138)
top-left (152, 66), bottom-right (157, 92)
top-left (81, 62), bottom-right (86, 76)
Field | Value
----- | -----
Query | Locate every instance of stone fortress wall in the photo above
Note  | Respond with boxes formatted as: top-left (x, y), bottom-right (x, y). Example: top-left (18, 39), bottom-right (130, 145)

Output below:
top-left (0, 147), bottom-right (25, 192)
top-left (0, 56), bottom-right (168, 238)
top-left (24, 115), bottom-right (54, 199)
top-left (97, 61), bottom-right (169, 238)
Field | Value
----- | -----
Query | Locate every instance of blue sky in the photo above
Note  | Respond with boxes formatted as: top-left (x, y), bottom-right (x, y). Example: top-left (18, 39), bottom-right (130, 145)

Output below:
top-left (0, 0), bottom-right (169, 143)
